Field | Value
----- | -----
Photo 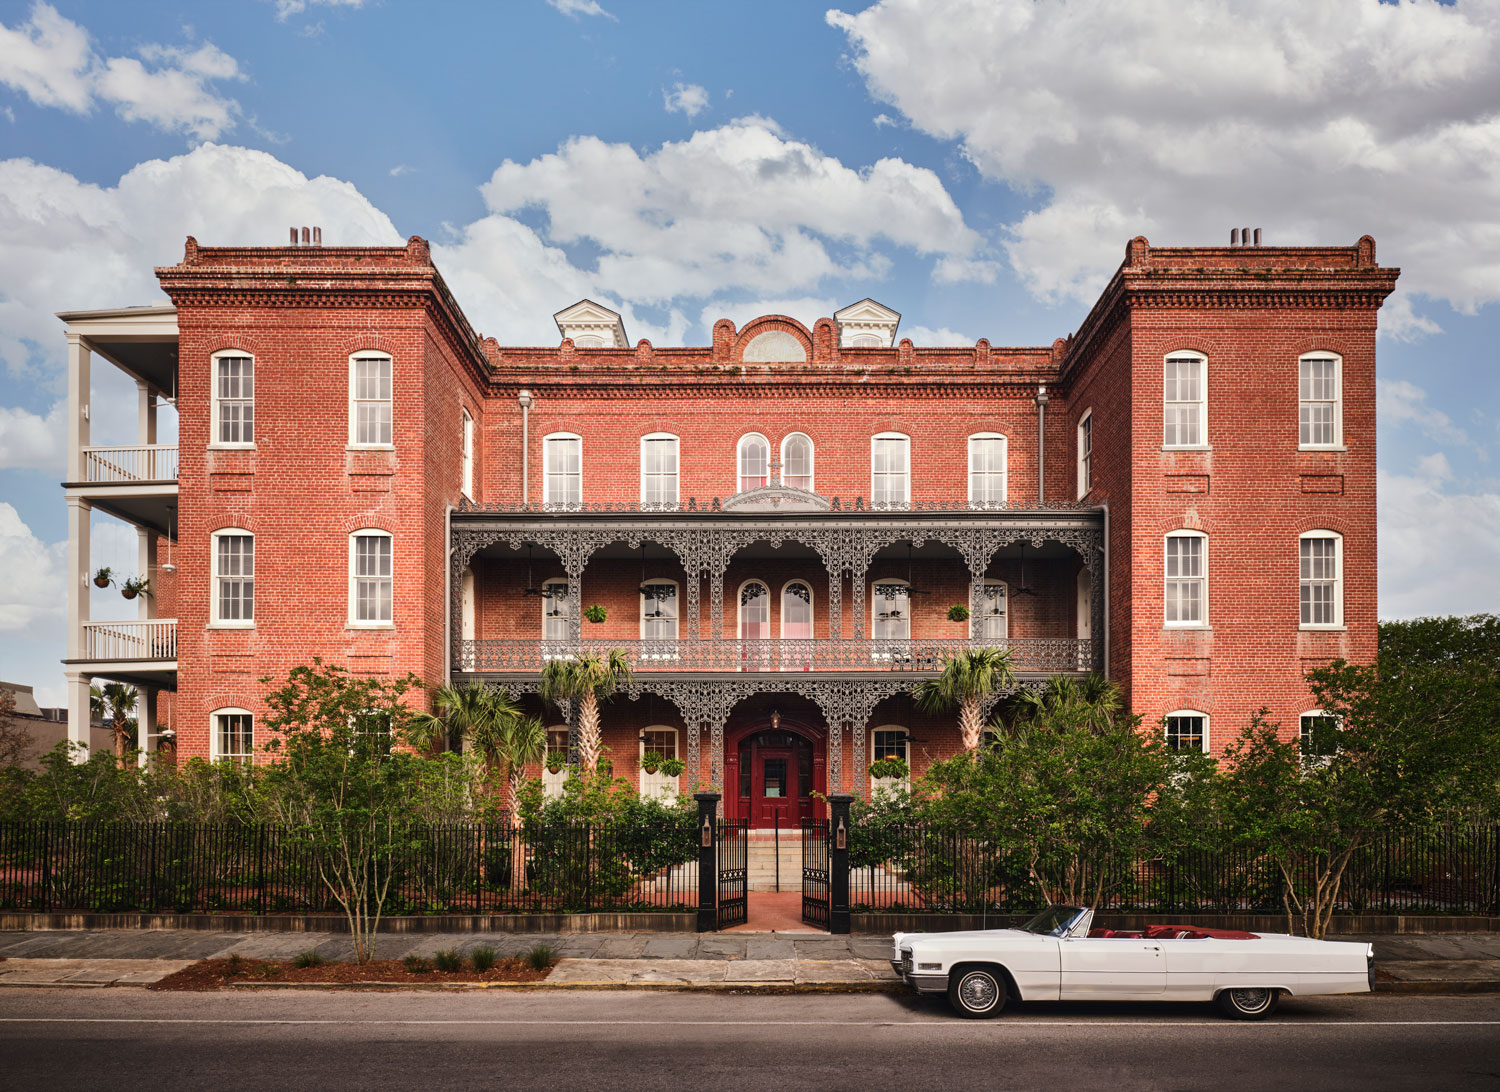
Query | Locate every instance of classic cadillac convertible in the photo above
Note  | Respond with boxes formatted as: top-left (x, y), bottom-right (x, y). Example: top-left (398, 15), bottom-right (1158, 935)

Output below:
top-left (893, 905), bottom-right (1373, 1019)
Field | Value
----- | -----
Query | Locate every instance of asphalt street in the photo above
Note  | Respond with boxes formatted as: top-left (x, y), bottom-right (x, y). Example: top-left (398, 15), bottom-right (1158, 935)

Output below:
top-left (2, 988), bottom-right (1498, 1091)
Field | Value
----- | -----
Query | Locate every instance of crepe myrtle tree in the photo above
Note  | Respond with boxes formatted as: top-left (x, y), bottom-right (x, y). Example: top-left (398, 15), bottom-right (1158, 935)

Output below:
top-left (539, 650), bottom-right (632, 774)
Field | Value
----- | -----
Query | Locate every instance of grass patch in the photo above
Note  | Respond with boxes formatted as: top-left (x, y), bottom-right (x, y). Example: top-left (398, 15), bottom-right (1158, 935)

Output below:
top-left (402, 954), bottom-right (433, 974)
top-left (433, 948), bottom-right (465, 973)
top-left (523, 943), bottom-right (557, 971)
top-left (292, 949), bottom-right (327, 969)
top-left (470, 945), bottom-right (498, 973)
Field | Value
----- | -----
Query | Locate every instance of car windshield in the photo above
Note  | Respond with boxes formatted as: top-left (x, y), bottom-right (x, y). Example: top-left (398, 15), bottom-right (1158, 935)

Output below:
top-left (1021, 906), bottom-right (1084, 937)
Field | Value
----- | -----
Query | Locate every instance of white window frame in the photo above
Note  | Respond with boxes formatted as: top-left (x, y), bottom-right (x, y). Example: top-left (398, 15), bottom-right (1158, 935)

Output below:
top-left (348, 529), bottom-right (394, 627)
top-left (1299, 352), bottom-right (1343, 450)
top-left (639, 725), bottom-right (680, 800)
top-left (781, 432), bottom-right (815, 491)
top-left (348, 351), bottom-right (394, 449)
top-left (737, 578), bottom-right (771, 640)
top-left (209, 528), bottom-right (255, 628)
top-left (640, 432), bottom-right (680, 509)
top-left (543, 725), bottom-right (569, 798)
top-left (1164, 709), bottom-right (1209, 754)
top-left (1077, 409), bottom-right (1092, 498)
top-left (869, 725), bottom-right (910, 789)
top-left (872, 578), bottom-right (911, 641)
top-left (542, 578), bottom-right (571, 644)
top-left (210, 707), bottom-right (255, 764)
top-left (871, 432), bottom-right (911, 509)
top-left (1300, 709), bottom-right (1340, 758)
top-left (967, 432), bottom-right (1008, 508)
top-left (1299, 530), bottom-right (1344, 629)
top-left (970, 578), bottom-right (1008, 641)
top-left (461, 409), bottom-right (474, 499)
top-left (780, 580), bottom-right (815, 640)
top-left (210, 349), bottom-right (255, 449)
top-left (1163, 351), bottom-right (1208, 449)
top-left (639, 578), bottom-right (680, 642)
top-left (737, 433), bottom-right (770, 492)
top-left (1164, 530), bottom-right (1208, 628)
top-left (542, 432), bottom-right (582, 509)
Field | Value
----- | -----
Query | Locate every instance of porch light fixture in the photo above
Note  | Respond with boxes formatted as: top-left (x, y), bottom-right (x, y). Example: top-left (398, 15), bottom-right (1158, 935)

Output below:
top-left (160, 503), bottom-right (177, 573)
top-left (523, 544), bottom-right (560, 598)
top-left (770, 708), bottom-right (781, 732)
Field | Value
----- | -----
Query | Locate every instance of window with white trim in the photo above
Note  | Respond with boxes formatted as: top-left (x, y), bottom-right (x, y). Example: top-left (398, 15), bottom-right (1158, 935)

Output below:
top-left (1164, 711), bottom-right (1207, 753)
top-left (968, 433), bottom-right (1007, 507)
top-left (641, 433), bottom-right (679, 508)
top-left (211, 707), bottom-right (254, 764)
top-left (349, 530), bottom-right (393, 625)
top-left (542, 579), bottom-right (571, 642)
top-left (1077, 410), bottom-right (1092, 497)
top-left (349, 353), bottom-right (393, 447)
top-left (1163, 352), bottom-right (1206, 447)
top-left (640, 726), bottom-right (680, 800)
top-left (871, 433), bottom-right (910, 508)
top-left (1300, 531), bottom-right (1343, 627)
top-left (543, 433), bottom-right (581, 508)
top-left (870, 726), bottom-right (910, 787)
top-left (543, 726), bottom-right (569, 798)
top-left (737, 433), bottom-right (769, 492)
top-left (872, 579), bottom-right (911, 640)
top-left (211, 529), bottom-right (254, 625)
top-left (782, 433), bottom-right (814, 491)
top-left (1164, 531), bottom-right (1207, 627)
top-left (738, 580), bottom-right (770, 640)
top-left (972, 579), bottom-right (1008, 641)
top-left (1300, 710), bottom-right (1340, 757)
top-left (640, 579), bottom-right (679, 641)
top-left (461, 409), bottom-right (474, 499)
top-left (1299, 353), bottom-right (1342, 448)
top-left (781, 581), bottom-right (813, 640)
top-left (212, 351), bottom-right (254, 446)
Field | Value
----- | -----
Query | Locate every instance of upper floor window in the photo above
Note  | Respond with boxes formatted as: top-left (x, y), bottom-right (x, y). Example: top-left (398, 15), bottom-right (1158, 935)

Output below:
top-left (739, 580), bottom-right (770, 641)
top-left (1163, 352), bottom-right (1206, 448)
top-left (1077, 410), bottom-right (1092, 497)
top-left (212, 352), bottom-right (254, 447)
top-left (871, 433), bottom-right (910, 508)
top-left (968, 433), bottom-right (1007, 507)
top-left (782, 433), bottom-right (814, 491)
top-left (1300, 531), bottom-right (1343, 628)
top-left (640, 579), bottom-right (679, 641)
top-left (543, 433), bottom-right (581, 508)
top-left (211, 707), bottom-right (254, 764)
top-left (1300, 710), bottom-right (1340, 758)
top-left (349, 353), bottom-right (393, 447)
top-left (461, 409), bottom-right (474, 499)
top-left (211, 529), bottom-right (254, 626)
top-left (641, 433), bottom-right (679, 508)
top-left (1299, 353), bottom-right (1342, 448)
top-left (782, 580), bottom-right (813, 640)
top-left (972, 579), bottom-right (1008, 641)
top-left (542, 578), bottom-right (571, 642)
top-left (1164, 530), bottom-right (1207, 627)
top-left (738, 433), bottom-right (769, 492)
top-left (1164, 710), bottom-right (1208, 753)
top-left (349, 530), bottom-right (393, 625)
top-left (872, 579), bottom-right (911, 640)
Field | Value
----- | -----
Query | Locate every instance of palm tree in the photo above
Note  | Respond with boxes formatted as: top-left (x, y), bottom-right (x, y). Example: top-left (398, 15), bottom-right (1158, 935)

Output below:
top-left (409, 681), bottom-right (517, 755)
top-left (1012, 673), bottom-right (1122, 733)
top-left (493, 715), bottom-right (548, 819)
top-left (91, 682), bottom-right (137, 765)
top-left (912, 647), bottom-right (1016, 752)
top-left (539, 650), bottom-right (632, 773)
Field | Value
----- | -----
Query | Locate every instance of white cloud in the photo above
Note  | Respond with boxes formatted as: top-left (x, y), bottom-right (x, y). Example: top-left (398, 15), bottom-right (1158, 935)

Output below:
top-left (548, 0), bottom-right (617, 20)
top-left (663, 81), bottom-right (709, 118)
top-left (872, 113), bottom-right (897, 128)
top-left (1379, 463), bottom-right (1500, 619)
top-left (0, 502), bottom-right (64, 632)
top-left (829, 0), bottom-right (1500, 325)
top-left (696, 297), bottom-right (839, 334)
top-left (0, 3), bottom-right (244, 139)
top-left (0, 401), bottom-right (65, 470)
top-left (902, 324), bottom-right (973, 347)
top-left (389, 163), bottom-right (416, 177)
top-left (274, 0), bottom-right (369, 20)
top-left (1378, 378), bottom-right (1477, 453)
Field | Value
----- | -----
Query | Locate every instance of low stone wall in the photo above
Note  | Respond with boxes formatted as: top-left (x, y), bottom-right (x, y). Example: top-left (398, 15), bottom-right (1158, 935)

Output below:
top-left (0, 911), bottom-right (696, 934)
top-left (853, 912), bottom-right (1500, 935)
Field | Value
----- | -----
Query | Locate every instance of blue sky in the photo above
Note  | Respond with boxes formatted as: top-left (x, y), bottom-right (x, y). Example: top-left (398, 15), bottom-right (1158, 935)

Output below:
top-left (1, 0), bottom-right (1498, 704)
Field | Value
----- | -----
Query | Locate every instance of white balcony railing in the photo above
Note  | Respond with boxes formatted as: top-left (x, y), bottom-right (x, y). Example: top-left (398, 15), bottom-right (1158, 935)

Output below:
top-left (81, 445), bottom-right (178, 483)
top-left (82, 619), bottom-right (177, 662)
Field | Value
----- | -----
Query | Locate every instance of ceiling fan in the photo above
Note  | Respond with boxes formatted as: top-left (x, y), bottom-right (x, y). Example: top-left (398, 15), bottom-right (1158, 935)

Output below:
top-left (522, 544), bottom-right (560, 598)
top-left (1012, 541), bottom-right (1038, 597)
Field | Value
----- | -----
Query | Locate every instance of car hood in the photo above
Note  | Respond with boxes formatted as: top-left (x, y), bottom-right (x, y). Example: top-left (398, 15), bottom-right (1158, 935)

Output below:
top-left (896, 928), bottom-right (1049, 950)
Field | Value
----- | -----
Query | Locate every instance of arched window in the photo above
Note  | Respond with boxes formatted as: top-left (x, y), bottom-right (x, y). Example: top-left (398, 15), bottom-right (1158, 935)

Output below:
top-left (1164, 710), bottom-right (1208, 753)
top-left (870, 725), bottom-right (910, 788)
top-left (781, 581), bottom-right (813, 640)
top-left (640, 578), bottom-right (679, 641)
top-left (641, 433), bottom-right (680, 508)
top-left (781, 433), bottom-right (814, 491)
top-left (1299, 530), bottom-right (1343, 628)
top-left (1163, 350), bottom-right (1207, 448)
top-left (541, 578), bottom-right (570, 643)
top-left (210, 707), bottom-right (254, 764)
top-left (1164, 530), bottom-right (1208, 627)
top-left (968, 433), bottom-right (1007, 507)
top-left (210, 528), bottom-right (254, 626)
top-left (349, 529), bottom-right (393, 625)
top-left (871, 432), bottom-right (911, 508)
top-left (640, 725), bottom-right (680, 801)
top-left (211, 350), bottom-right (254, 447)
top-left (737, 433), bottom-right (769, 492)
top-left (872, 579), bottom-right (911, 640)
top-left (738, 579), bottom-right (771, 671)
top-left (1299, 352), bottom-right (1342, 448)
top-left (972, 579), bottom-right (1007, 641)
top-left (542, 432), bottom-right (582, 508)
top-left (349, 351), bottom-right (394, 447)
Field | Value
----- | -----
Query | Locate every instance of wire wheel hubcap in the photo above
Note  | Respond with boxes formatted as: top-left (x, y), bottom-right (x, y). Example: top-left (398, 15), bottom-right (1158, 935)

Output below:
top-left (1229, 988), bottom-right (1272, 1012)
top-left (958, 973), bottom-right (999, 1011)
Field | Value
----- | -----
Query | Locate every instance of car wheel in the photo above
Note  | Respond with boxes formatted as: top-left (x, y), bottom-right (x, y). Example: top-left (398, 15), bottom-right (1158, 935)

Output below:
top-left (1217, 987), bottom-right (1280, 1020)
top-left (948, 966), bottom-right (1008, 1019)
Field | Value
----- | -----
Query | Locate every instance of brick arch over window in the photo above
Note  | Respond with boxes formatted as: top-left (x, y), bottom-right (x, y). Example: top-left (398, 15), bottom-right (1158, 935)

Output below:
top-left (1295, 515), bottom-right (1356, 538)
top-left (207, 340), bottom-right (264, 359)
top-left (333, 334), bottom-right (402, 358)
top-left (337, 514), bottom-right (398, 535)
top-left (734, 316), bottom-right (813, 363)
top-left (1289, 337), bottom-right (1357, 357)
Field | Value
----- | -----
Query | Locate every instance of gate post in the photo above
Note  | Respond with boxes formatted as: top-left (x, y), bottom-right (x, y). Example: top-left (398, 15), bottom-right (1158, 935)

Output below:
top-left (695, 792), bottom-right (720, 933)
top-left (829, 793), bottom-right (853, 935)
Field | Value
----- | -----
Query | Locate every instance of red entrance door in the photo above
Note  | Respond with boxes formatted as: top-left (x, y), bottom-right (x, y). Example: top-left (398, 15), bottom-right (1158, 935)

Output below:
top-left (734, 729), bottom-right (819, 827)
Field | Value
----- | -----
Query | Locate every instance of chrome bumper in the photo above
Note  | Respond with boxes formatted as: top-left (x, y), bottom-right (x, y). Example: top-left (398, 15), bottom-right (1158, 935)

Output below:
top-left (907, 973), bottom-right (949, 995)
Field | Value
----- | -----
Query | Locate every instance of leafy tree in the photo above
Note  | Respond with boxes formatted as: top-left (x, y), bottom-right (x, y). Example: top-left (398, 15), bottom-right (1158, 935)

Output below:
top-left (912, 647), bottom-right (1016, 751)
top-left (0, 688), bottom-right (35, 768)
top-left (539, 650), bottom-right (632, 772)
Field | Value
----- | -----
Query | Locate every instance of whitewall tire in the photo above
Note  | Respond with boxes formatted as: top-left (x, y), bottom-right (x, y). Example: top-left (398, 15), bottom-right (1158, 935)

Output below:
top-left (948, 966), bottom-right (1008, 1019)
top-left (1217, 987), bottom-right (1280, 1020)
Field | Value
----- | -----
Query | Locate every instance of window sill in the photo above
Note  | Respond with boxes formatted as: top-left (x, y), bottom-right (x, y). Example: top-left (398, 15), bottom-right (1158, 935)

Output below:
top-left (1163, 624), bottom-right (1212, 631)
top-left (1160, 445), bottom-right (1212, 453)
top-left (346, 444), bottom-right (395, 452)
top-left (208, 443), bottom-right (256, 451)
top-left (1299, 445), bottom-right (1348, 453)
top-left (346, 622), bottom-right (395, 630)
top-left (207, 622), bottom-right (255, 630)
top-left (1299, 624), bottom-right (1347, 632)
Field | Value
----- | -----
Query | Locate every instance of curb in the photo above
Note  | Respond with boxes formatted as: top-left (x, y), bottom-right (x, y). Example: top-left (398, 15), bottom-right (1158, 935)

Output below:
top-left (213, 978), bottom-right (905, 993)
top-left (1375, 980), bottom-right (1500, 995)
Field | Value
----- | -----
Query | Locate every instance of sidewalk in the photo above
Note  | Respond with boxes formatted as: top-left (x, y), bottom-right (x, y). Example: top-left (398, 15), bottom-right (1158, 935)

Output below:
top-left (2, 928), bottom-right (1497, 991)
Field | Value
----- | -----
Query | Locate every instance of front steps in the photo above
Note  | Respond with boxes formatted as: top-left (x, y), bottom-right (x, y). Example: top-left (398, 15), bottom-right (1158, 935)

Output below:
top-left (746, 831), bottom-right (803, 892)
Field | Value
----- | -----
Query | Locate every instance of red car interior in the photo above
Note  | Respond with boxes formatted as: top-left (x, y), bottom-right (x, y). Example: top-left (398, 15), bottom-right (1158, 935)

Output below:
top-left (1087, 926), bottom-right (1260, 940)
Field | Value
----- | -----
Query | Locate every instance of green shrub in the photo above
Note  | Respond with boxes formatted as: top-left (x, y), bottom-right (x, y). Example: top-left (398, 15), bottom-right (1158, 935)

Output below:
top-left (433, 947), bottom-right (465, 973)
top-left (523, 943), bottom-right (557, 971)
top-left (292, 948), bottom-right (326, 969)
top-left (402, 954), bottom-right (433, 974)
top-left (469, 945), bottom-right (497, 972)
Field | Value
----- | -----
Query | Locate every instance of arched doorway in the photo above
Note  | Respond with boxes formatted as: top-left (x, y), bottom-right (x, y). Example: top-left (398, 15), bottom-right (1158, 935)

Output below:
top-left (726, 713), bottom-right (825, 827)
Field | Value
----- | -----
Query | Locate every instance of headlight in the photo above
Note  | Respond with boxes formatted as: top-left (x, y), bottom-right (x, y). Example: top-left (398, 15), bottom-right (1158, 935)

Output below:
top-left (918, 962), bottom-right (942, 971)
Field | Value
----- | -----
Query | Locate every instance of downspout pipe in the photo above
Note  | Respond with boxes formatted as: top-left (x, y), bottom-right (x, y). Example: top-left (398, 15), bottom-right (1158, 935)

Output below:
top-left (518, 389), bottom-right (533, 504)
top-left (1034, 384), bottom-right (1049, 505)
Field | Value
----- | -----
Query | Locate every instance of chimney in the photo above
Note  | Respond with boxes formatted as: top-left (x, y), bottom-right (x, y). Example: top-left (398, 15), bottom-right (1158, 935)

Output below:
top-left (312, 226), bottom-right (322, 246)
top-left (1230, 228), bottom-right (1240, 246)
top-left (289, 226), bottom-right (298, 245)
top-left (301, 226), bottom-right (311, 245)
top-left (1253, 227), bottom-right (1262, 246)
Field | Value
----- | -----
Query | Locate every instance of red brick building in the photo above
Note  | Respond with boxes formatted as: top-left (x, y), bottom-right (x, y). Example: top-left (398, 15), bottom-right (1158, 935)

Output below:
top-left (59, 231), bottom-right (1396, 822)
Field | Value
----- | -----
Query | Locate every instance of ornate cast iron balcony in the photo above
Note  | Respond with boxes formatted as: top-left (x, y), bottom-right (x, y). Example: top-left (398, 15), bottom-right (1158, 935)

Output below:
top-left (455, 636), bottom-right (1092, 676)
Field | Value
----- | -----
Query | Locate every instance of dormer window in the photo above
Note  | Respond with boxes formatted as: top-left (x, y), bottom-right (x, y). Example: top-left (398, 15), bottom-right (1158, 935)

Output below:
top-left (834, 299), bottom-right (901, 348)
top-left (553, 299), bottom-right (628, 348)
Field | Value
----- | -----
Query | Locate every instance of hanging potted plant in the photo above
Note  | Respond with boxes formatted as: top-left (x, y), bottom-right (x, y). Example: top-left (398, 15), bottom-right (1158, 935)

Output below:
top-left (869, 756), bottom-right (910, 781)
top-left (946, 604), bottom-right (970, 623)
top-left (583, 603), bottom-right (607, 624)
top-left (121, 576), bottom-right (151, 601)
top-left (641, 749), bottom-right (664, 775)
top-left (545, 750), bottom-right (565, 775)
top-left (93, 567), bottom-right (113, 589)
top-left (659, 757), bottom-right (685, 778)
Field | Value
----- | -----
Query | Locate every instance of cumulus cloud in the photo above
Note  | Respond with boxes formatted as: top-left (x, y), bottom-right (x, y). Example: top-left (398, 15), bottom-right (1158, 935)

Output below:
top-left (0, 3), bottom-right (244, 140)
top-left (548, 0), bottom-right (617, 20)
top-left (274, 0), bottom-right (370, 21)
top-left (1378, 378), bottom-right (1480, 454)
top-left (829, 0), bottom-right (1500, 326)
top-left (696, 297), bottom-right (839, 334)
top-left (663, 81), bottom-right (709, 118)
top-left (0, 401), bottom-right (65, 470)
top-left (1379, 461), bottom-right (1500, 618)
top-left (0, 502), bottom-right (64, 632)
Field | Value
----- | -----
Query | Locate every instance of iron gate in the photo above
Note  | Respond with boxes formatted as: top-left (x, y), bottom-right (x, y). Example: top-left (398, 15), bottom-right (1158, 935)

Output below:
top-left (802, 817), bottom-right (830, 928)
top-left (716, 818), bottom-right (748, 929)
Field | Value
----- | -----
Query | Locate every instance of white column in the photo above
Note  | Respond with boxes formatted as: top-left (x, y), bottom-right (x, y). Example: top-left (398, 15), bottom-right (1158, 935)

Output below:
top-left (137, 686), bottom-right (157, 768)
top-left (65, 672), bottom-right (91, 755)
top-left (138, 527), bottom-right (157, 620)
top-left (66, 496), bottom-right (90, 661)
top-left (66, 334), bottom-right (90, 482)
top-left (137, 380), bottom-right (157, 445)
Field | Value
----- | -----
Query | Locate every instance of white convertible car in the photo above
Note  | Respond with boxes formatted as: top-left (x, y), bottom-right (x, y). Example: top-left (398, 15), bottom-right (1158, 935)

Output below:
top-left (893, 905), bottom-right (1373, 1020)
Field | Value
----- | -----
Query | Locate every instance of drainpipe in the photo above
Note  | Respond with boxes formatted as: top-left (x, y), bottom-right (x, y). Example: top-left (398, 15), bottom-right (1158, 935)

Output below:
top-left (518, 390), bottom-right (533, 504)
top-left (1034, 384), bottom-right (1049, 506)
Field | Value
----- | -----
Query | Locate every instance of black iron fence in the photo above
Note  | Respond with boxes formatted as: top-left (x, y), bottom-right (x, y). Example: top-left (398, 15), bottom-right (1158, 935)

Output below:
top-left (0, 821), bottom-right (697, 915)
top-left (849, 823), bottom-right (1500, 916)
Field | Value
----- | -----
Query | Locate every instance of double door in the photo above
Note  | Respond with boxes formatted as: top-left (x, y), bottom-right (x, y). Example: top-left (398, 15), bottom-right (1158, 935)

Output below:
top-left (735, 730), bottom-right (818, 827)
